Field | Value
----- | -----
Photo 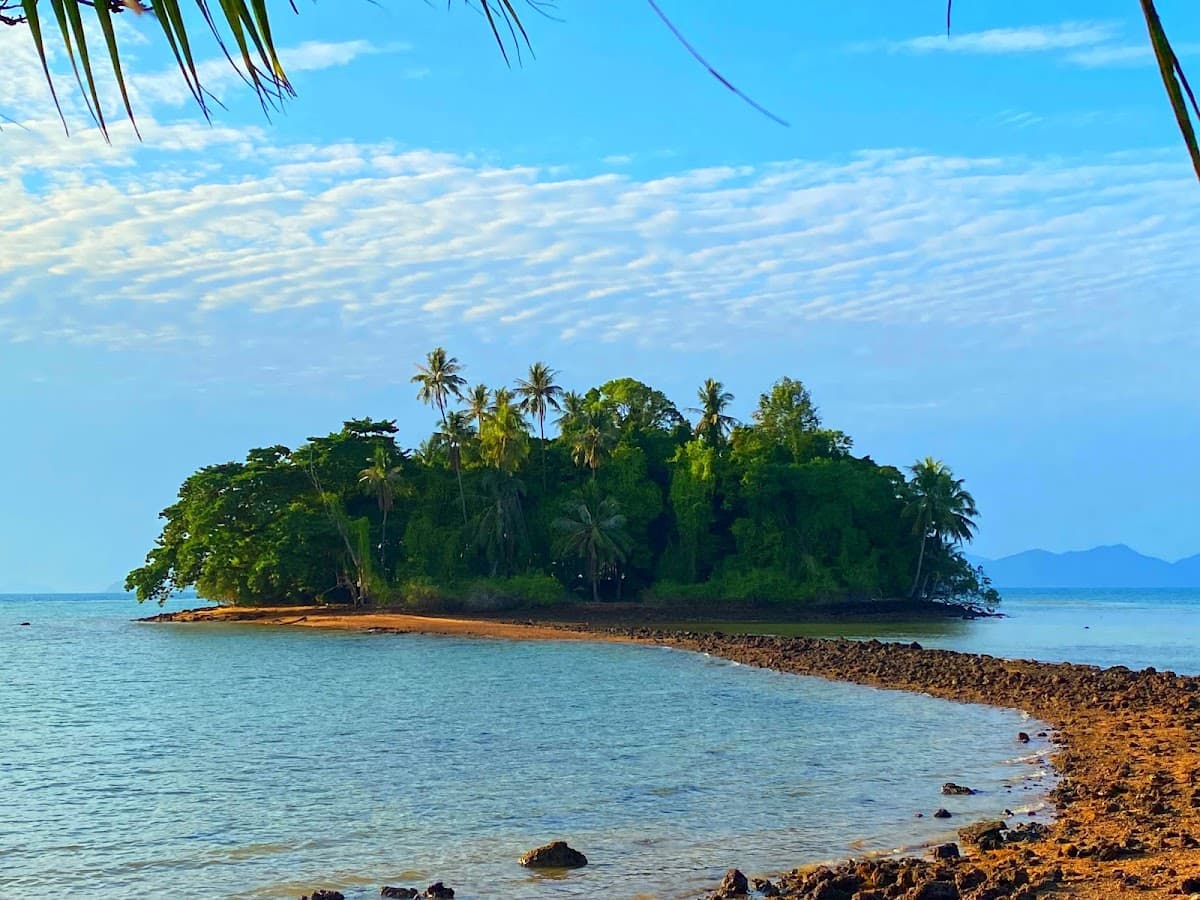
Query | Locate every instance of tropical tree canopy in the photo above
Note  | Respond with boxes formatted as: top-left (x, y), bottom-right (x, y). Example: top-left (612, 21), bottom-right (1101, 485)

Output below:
top-left (126, 363), bottom-right (999, 611)
top-left (3, 1), bottom-right (1196, 179)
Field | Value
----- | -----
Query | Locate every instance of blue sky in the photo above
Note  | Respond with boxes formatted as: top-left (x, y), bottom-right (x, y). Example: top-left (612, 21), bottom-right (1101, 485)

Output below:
top-left (1, 1), bottom-right (1198, 591)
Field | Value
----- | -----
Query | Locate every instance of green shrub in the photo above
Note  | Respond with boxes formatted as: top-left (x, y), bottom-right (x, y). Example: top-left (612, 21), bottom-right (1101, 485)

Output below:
top-left (398, 576), bottom-right (458, 613)
top-left (462, 574), bottom-right (566, 611)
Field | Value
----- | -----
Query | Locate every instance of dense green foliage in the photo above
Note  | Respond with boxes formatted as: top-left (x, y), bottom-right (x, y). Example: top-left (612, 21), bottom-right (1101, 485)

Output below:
top-left (127, 357), bottom-right (998, 612)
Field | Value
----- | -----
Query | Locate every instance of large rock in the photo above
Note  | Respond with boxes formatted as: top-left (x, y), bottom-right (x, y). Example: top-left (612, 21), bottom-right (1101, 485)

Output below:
top-left (958, 820), bottom-right (1007, 851)
top-left (709, 868), bottom-right (749, 898)
top-left (518, 840), bottom-right (588, 868)
top-left (932, 843), bottom-right (960, 859)
top-left (381, 889), bottom-right (418, 899)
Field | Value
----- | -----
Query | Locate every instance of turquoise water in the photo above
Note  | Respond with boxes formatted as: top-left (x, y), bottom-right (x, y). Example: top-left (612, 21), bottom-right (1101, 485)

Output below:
top-left (0, 596), bottom-right (1048, 900)
top-left (712, 589), bottom-right (1200, 675)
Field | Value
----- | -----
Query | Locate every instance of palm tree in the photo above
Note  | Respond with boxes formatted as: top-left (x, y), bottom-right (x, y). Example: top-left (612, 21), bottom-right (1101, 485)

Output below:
top-left (412, 347), bottom-right (468, 522)
top-left (515, 362), bottom-right (564, 488)
top-left (689, 378), bottom-right (737, 446)
top-left (465, 383), bottom-right (491, 435)
top-left (555, 391), bottom-right (588, 433)
top-left (905, 457), bottom-right (979, 599)
top-left (553, 486), bottom-right (632, 603)
top-left (571, 407), bottom-right (617, 478)
top-left (436, 411), bottom-right (476, 475)
top-left (473, 470), bottom-right (527, 576)
top-left (480, 396), bottom-right (530, 475)
top-left (358, 446), bottom-right (403, 570)
top-left (491, 385), bottom-right (514, 413)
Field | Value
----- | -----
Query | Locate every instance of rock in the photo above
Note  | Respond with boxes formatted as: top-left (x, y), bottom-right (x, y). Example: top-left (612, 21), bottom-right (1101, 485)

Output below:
top-left (1183, 876), bottom-right (1200, 893)
top-left (301, 893), bottom-right (344, 900)
top-left (18, 621), bottom-right (30, 626)
top-left (958, 820), bottom-right (1006, 849)
top-left (423, 883), bottom-right (454, 899)
top-left (933, 808), bottom-right (952, 819)
top-left (381, 889), bottom-right (418, 899)
top-left (1006, 821), bottom-right (1049, 843)
top-left (751, 877), bottom-right (779, 896)
top-left (518, 840), bottom-right (588, 868)
top-left (932, 843), bottom-right (960, 859)
top-left (1017, 731), bottom-right (1030, 743)
top-left (909, 881), bottom-right (959, 900)
top-left (941, 783), bottom-right (975, 796)
top-left (710, 868), bottom-right (749, 898)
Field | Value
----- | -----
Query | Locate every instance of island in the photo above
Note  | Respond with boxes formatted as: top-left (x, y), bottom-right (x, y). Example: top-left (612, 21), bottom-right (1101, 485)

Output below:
top-left (126, 353), bottom-right (997, 617)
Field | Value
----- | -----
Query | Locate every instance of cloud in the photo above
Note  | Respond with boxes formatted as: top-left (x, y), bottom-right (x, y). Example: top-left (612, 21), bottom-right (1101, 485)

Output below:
top-left (1067, 41), bottom-right (1200, 69)
top-left (865, 20), bottom-right (1198, 70)
top-left (869, 22), bottom-right (1118, 56)
top-left (0, 120), bottom-right (1197, 382)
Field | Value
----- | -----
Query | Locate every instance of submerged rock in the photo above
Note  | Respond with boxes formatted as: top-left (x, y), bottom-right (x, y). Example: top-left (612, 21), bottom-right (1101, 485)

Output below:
top-left (301, 892), bottom-right (344, 900)
top-left (423, 883), bottom-right (454, 899)
top-left (933, 808), bottom-right (952, 818)
top-left (941, 783), bottom-right (975, 795)
top-left (381, 888), bottom-right (418, 899)
top-left (518, 840), bottom-right (588, 868)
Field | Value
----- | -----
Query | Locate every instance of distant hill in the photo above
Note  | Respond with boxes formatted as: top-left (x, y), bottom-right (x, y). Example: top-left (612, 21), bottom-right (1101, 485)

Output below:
top-left (971, 544), bottom-right (1200, 589)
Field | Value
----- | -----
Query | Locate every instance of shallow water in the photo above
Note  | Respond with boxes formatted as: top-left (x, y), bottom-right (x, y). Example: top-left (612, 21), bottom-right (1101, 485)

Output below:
top-left (689, 588), bottom-right (1200, 675)
top-left (0, 595), bottom-right (1048, 899)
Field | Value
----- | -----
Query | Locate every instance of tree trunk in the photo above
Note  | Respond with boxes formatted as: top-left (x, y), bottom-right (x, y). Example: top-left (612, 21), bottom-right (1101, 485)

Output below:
top-left (379, 502), bottom-right (388, 571)
top-left (439, 398), bottom-right (469, 525)
top-left (910, 531), bottom-right (928, 599)
top-left (540, 413), bottom-right (548, 491)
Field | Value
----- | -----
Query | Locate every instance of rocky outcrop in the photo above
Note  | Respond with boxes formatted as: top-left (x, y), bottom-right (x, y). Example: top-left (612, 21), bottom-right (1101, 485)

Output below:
top-left (703, 853), bottom-right (1064, 900)
top-left (518, 840), bottom-right (588, 868)
top-left (958, 820), bottom-right (1007, 851)
top-left (707, 868), bottom-right (749, 898)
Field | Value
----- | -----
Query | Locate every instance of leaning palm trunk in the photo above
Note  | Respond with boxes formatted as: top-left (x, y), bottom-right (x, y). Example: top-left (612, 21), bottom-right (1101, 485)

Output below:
top-left (910, 531), bottom-right (928, 600)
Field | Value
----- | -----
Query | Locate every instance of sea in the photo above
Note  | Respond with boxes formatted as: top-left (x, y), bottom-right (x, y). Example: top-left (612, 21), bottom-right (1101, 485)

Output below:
top-left (1, 588), bottom-right (1195, 899)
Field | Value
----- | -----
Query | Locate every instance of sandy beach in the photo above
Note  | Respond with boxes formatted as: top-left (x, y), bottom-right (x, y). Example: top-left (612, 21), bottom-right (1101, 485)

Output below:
top-left (143, 606), bottom-right (1200, 899)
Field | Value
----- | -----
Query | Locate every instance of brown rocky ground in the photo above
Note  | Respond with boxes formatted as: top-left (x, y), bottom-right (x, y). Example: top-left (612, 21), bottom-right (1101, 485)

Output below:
top-left (143, 608), bottom-right (1200, 899)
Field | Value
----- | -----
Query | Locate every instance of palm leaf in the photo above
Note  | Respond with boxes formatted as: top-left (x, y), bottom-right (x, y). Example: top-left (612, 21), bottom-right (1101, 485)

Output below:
top-left (1140, 0), bottom-right (1200, 180)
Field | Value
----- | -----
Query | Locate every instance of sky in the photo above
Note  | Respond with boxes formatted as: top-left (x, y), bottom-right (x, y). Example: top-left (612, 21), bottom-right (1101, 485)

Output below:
top-left (1, 0), bottom-right (1198, 591)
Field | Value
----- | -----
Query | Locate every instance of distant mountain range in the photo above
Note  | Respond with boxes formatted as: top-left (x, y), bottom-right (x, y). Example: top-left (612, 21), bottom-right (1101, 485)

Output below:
top-left (967, 544), bottom-right (1200, 589)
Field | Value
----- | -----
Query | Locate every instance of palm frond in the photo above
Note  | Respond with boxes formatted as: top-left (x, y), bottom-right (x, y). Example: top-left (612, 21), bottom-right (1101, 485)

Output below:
top-left (5, 0), bottom-right (536, 141)
top-left (948, 0), bottom-right (1198, 182)
top-left (1139, 0), bottom-right (1200, 180)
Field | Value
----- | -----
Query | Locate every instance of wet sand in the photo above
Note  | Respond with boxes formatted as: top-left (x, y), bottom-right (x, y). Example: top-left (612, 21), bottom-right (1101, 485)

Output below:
top-left (143, 606), bottom-right (1200, 899)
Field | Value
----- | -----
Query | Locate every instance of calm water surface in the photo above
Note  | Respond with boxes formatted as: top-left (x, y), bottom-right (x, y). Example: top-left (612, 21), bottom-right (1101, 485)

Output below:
top-left (0, 595), bottom-right (1052, 899)
top-left (699, 589), bottom-right (1200, 675)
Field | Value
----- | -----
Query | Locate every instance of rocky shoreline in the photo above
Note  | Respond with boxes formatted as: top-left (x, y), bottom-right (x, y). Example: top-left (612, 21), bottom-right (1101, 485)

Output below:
top-left (143, 608), bottom-right (1200, 899)
top-left (603, 627), bottom-right (1200, 899)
